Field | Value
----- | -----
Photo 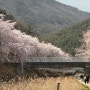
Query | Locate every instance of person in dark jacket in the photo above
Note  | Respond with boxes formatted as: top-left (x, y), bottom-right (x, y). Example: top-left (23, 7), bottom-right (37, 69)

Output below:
top-left (84, 75), bottom-right (89, 84)
top-left (86, 75), bottom-right (89, 83)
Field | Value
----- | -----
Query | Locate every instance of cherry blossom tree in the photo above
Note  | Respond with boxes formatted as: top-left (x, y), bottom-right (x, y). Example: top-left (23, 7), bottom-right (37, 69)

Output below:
top-left (0, 14), bottom-right (68, 62)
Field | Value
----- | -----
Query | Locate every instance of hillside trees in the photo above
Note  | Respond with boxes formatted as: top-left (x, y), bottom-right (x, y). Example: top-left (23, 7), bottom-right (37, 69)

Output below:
top-left (41, 18), bottom-right (90, 56)
top-left (0, 8), bottom-right (36, 36)
top-left (0, 0), bottom-right (90, 34)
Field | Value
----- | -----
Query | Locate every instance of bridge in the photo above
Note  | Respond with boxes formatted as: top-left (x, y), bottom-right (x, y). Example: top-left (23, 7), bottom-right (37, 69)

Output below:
top-left (3, 57), bottom-right (90, 76)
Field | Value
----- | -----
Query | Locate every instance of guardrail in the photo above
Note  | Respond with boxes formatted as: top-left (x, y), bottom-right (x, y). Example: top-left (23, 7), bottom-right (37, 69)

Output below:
top-left (25, 57), bottom-right (90, 62)
top-left (2, 57), bottom-right (90, 63)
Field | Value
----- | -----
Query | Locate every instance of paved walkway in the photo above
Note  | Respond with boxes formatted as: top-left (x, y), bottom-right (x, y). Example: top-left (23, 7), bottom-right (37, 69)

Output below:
top-left (78, 79), bottom-right (90, 88)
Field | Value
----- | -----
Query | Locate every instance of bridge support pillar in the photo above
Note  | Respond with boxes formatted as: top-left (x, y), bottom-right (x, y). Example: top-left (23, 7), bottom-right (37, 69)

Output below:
top-left (84, 63), bottom-right (90, 75)
top-left (16, 63), bottom-right (24, 76)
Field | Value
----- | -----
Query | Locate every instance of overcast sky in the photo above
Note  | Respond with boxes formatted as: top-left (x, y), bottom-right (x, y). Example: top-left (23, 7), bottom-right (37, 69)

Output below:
top-left (56, 0), bottom-right (90, 12)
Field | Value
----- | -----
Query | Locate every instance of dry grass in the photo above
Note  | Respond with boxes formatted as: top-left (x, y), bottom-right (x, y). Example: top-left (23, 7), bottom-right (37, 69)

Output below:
top-left (0, 77), bottom-right (84, 90)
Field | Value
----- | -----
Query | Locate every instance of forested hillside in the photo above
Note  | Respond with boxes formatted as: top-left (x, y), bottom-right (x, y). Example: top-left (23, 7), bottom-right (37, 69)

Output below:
top-left (0, 0), bottom-right (90, 34)
top-left (41, 18), bottom-right (90, 56)
top-left (0, 8), bottom-right (37, 36)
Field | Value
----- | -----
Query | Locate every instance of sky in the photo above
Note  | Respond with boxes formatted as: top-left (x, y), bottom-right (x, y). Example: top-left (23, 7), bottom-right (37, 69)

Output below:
top-left (56, 0), bottom-right (90, 12)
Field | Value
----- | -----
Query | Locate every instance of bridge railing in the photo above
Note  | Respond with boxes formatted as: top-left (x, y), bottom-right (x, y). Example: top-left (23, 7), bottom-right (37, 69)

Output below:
top-left (2, 56), bottom-right (90, 63)
top-left (25, 57), bottom-right (90, 62)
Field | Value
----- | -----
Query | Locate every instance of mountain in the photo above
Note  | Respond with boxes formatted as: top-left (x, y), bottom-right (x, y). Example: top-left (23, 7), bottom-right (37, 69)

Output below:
top-left (0, 0), bottom-right (90, 34)
top-left (40, 18), bottom-right (90, 56)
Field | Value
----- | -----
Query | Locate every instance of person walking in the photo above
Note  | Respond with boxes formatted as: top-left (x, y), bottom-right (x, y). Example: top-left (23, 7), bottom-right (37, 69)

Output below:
top-left (86, 75), bottom-right (89, 84)
top-left (84, 75), bottom-right (90, 84)
top-left (84, 76), bottom-right (87, 84)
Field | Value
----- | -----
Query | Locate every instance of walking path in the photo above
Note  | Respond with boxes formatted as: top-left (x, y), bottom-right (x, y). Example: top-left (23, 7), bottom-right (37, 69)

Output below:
top-left (78, 79), bottom-right (90, 88)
